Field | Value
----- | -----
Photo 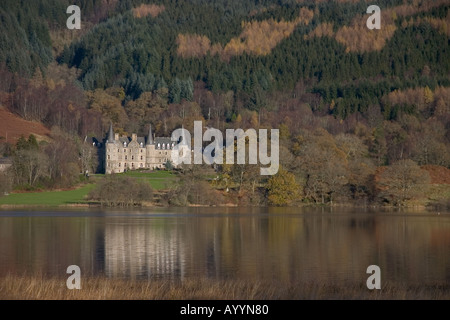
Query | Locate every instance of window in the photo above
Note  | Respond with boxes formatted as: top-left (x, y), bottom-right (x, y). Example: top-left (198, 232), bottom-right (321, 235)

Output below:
top-left (140, 149), bottom-right (143, 153)
top-left (119, 163), bottom-right (121, 167)
top-left (132, 163), bottom-right (134, 167)
top-left (117, 149), bottom-right (119, 152)
top-left (141, 156), bottom-right (143, 160)
top-left (107, 155), bottom-right (110, 160)
top-left (124, 149), bottom-right (126, 153)
top-left (132, 156), bottom-right (134, 160)
top-left (140, 163), bottom-right (143, 167)
top-left (125, 156), bottom-right (128, 160)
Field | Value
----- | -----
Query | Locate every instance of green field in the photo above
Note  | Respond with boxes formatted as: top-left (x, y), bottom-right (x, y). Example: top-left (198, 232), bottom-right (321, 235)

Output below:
top-left (122, 170), bottom-right (177, 190)
top-left (0, 171), bottom-right (177, 207)
top-left (0, 184), bottom-right (95, 206)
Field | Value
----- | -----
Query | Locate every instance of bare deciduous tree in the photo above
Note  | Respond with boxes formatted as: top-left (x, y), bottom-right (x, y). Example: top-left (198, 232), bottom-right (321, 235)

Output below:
top-left (378, 159), bottom-right (430, 205)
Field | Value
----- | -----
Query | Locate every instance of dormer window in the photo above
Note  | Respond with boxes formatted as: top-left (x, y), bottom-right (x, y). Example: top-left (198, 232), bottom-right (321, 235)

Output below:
top-left (158, 143), bottom-right (160, 149)
top-left (123, 142), bottom-right (127, 147)
top-left (140, 142), bottom-right (143, 147)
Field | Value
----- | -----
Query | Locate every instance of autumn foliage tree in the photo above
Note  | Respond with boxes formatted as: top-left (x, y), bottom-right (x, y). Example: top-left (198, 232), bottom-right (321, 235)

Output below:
top-left (266, 167), bottom-right (301, 206)
top-left (296, 129), bottom-right (349, 204)
top-left (378, 159), bottom-right (430, 205)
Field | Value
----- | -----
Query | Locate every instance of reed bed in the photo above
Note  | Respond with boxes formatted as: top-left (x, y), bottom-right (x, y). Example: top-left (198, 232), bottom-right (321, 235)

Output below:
top-left (0, 274), bottom-right (449, 300)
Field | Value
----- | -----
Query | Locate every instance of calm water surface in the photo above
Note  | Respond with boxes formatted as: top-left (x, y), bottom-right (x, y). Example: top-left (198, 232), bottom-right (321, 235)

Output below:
top-left (0, 207), bottom-right (449, 285)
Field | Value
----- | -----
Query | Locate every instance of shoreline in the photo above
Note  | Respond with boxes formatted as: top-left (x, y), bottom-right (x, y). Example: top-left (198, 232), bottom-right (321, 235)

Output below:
top-left (0, 202), bottom-right (445, 211)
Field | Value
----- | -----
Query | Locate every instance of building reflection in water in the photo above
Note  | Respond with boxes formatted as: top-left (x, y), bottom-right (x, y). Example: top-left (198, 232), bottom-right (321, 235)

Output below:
top-left (104, 220), bottom-right (186, 280)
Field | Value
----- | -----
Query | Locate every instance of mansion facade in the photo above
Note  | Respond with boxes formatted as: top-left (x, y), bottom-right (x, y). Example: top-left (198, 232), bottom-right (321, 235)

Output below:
top-left (105, 124), bottom-right (175, 174)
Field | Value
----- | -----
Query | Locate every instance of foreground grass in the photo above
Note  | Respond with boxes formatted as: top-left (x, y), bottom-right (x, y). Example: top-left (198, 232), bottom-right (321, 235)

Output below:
top-left (0, 184), bottom-right (95, 206)
top-left (0, 275), bottom-right (449, 300)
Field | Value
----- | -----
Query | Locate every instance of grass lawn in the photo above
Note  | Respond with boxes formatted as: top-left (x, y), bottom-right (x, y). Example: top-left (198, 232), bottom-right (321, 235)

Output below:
top-left (122, 170), bottom-right (177, 190)
top-left (123, 170), bottom-right (174, 178)
top-left (0, 184), bottom-right (96, 206)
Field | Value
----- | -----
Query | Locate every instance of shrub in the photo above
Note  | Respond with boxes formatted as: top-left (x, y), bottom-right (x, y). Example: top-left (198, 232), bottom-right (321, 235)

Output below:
top-left (88, 175), bottom-right (153, 206)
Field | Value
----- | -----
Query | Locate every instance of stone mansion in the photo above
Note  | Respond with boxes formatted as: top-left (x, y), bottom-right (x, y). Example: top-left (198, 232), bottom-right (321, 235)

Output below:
top-left (105, 124), bottom-right (175, 174)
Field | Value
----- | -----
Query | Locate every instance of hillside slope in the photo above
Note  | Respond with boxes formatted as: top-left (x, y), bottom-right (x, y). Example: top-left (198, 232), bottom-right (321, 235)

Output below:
top-left (0, 106), bottom-right (50, 143)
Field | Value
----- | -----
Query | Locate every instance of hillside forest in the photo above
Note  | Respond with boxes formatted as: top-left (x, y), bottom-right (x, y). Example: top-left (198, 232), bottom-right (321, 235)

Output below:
top-left (0, 0), bottom-right (449, 207)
